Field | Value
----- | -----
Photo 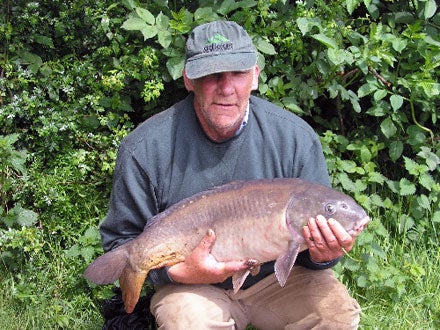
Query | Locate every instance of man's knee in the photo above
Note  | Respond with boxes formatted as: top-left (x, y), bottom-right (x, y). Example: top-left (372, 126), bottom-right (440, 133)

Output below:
top-left (274, 268), bottom-right (361, 329)
top-left (287, 268), bottom-right (361, 329)
top-left (150, 285), bottom-right (237, 330)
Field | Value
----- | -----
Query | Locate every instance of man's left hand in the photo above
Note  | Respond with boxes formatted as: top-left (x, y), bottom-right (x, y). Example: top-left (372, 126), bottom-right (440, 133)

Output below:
top-left (302, 215), bottom-right (358, 263)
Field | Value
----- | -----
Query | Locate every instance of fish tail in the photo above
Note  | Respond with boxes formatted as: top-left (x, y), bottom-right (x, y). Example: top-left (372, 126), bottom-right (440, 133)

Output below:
top-left (83, 246), bottom-right (128, 284)
top-left (119, 267), bottom-right (148, 314)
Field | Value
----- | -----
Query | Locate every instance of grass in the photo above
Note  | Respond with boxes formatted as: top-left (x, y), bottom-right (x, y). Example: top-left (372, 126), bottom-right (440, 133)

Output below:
top-left (0, 231), bottom-right (438, 329)
top-left (356, 245), bottom-right (440, 329)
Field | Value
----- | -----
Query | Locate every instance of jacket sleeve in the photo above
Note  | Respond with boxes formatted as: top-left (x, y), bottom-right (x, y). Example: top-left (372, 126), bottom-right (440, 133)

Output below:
top-left (296, 250), bottom-right (341, 270)
top-left (99, 141), bottom-right (159, 252)
top-left (293, 129), bottom-right (331, 187)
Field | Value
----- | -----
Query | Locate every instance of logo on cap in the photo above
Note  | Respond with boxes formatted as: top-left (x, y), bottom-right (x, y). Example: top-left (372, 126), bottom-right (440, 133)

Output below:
top-left (204, 33), bottom-right (233, 53)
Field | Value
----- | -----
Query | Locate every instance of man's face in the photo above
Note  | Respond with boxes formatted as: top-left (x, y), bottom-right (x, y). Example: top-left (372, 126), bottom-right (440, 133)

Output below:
top-left (184, 66), bottom-right (260, 142)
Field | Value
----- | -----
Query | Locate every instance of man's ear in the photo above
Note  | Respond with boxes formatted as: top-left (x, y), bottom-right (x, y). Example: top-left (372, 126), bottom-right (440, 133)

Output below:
top-left (251, 65), bottom-right (260, 91)
top-left (183, 69), bottom-right (194, 92)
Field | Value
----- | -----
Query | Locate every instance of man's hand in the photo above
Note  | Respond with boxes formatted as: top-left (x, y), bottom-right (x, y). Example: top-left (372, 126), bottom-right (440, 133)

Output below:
top-left (302, 215), bottom-right (361, 263)
top-left (168, 229), bottom-right (255, 284)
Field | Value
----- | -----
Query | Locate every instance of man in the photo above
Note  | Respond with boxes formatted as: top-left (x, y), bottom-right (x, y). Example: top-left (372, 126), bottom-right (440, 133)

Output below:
top-left (100, 20), bottom-right (363, 329)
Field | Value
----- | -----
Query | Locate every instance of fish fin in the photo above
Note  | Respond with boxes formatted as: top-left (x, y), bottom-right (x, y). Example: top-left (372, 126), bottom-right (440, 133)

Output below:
top-left (250, 264), bottom-right (261, 276)
top-left (119, 267), bottom-right (148, 314)
top-left (232, 269), bottom-right (251, 293)
top-left (83, 246), bottom-right (127, 284)
top-left (274, 241), bottom-right (301, 287)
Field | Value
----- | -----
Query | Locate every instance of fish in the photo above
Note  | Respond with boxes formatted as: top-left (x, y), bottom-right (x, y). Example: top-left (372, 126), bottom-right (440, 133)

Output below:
top-left (84, 178), bottom-right (369, 313)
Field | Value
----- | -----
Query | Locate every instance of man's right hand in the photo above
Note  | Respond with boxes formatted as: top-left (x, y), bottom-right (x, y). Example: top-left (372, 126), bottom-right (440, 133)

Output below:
top-left (167, 229), bottom-right (254, 284)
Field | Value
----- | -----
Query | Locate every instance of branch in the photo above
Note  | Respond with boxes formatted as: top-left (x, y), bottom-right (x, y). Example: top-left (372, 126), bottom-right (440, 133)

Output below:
top-left (369, 68), bottom-right (392, 88)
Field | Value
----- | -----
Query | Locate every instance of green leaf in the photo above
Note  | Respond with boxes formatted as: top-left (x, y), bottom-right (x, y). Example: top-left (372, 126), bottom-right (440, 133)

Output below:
top-left (194, 7), bottom-right (214, 22)
top-left (399, 178), bottom-right (416, 196)
top-left (419, 81), bottom-right (440, 98)
top-left (366, 3), bottom-right (380, 19)
top-left (358, 82), bottom-right (377, 97)
top-left (3, 205), bottom-right (38, 227)
top-left (374, 89), bottom-right (387, 101)
top-left (141, 26), bottom-right (158, 40)
top-left (348, 90), bottom-right (361, 113)
top-left (135, 8), bottom-right (155, 25)
top-left (327, 48), bottom-right (346, 65)
top-left (18, 50), bottom-right (43, 73)
top-left (311, 34), bottom-right (338, 49)
top-left (166, 57), bottom-right (185, 80)
top-left (419, 173), bottom-right (435, 191)
top-left (218, 0), bottom-right (238, 15)
top-left (296, 17), bottom-right (322, 35)
top-left (380, 118), bottom-right (397, 139)
top-left (40, 63), bottom-right (52, 77)
top-left (417, 194), bottom-right (431, 210)
top-left (370, 193), bottom-right (385, 207)
top-left (403, 156), bottom-right (423, 175)
top-left (156, 12), bottom-right (170, 30)
top-left (254, 38), bottom-right (277, 55)
top-left (337, 172), bottom-right (357, 192)
top-left (433, 211), bottom-right (440, 223)
top-left (425, 156), bottom-right (440, 172)
top-left (122, 0), bottom-right (137, 10)
top-left (407, 126), bottom-right (427, 146)
top-left (343, 258), bottom-right (360, 271)
top-left (18, 50), bottom-right (42, 66)
top-left (354, 179), bottom-right (368, 192)
top-left (391, 38), bottom-right (407, 53)
top-left (81, 246), bottom-right (97, 263)
top-left (237, 0), bottom-right (258, 8)
top-left (3, 133), bottom-right (20, 145)
top-left (424, 0), bottom-right (437, 19)
top-left (282, 97), bottom-right (305, 115)
top-left (339, 160), bottom-right (359, 173)
top-left (371, 241), bottom-right (387, 259)
top-left (390, 94), bottom-right (404, 111)
top-left (169, 8), bottom-right (193, 33)
top-left (367, 104), bottom-right (387, 117)
top-left (417, 147), bottom-right (440, 171)
top-left (360, 145), bottom-right (372, 163)
top-left (65, 244), bottom-right (80, 259)
top-left (399, 214), bottom-right (414, 232)
top-left (389, 141), bottom-right (403, 161)
top-left (77, 227), bottom-right (97, 244)
top-left (394, 12), bottom-right (414, 24)
top-left (425, 35), bottom-right (440, 47)
top-left (368, 171), bottom-right (386, 184)
top-left (296, 17), bottom-right (310, 35)
top-left (122, 17), bottom-right (148, 31)
top-left (158, 30), bottom-right (172, 48)
top-left (35, 35), bottom-right (54, 48)
top-left (346, 0), bottom-right (362, 15)
top-left (357, 275), bottom-right (368, 287)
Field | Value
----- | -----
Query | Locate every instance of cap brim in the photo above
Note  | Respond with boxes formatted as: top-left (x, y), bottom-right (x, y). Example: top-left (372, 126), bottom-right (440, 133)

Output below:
top-left (185, 52), bottom-right (257, 79)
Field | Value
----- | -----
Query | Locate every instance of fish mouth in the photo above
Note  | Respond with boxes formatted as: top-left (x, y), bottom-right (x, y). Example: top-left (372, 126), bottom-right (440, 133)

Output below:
top-left (348, 216), bottom-right (370, 237)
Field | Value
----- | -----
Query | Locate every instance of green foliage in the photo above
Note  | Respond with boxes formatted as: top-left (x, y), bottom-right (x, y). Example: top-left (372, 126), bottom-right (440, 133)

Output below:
top-left (0, 0), bottom-right (439, 328)
top-left (0, 134), bottom-right (36, 225)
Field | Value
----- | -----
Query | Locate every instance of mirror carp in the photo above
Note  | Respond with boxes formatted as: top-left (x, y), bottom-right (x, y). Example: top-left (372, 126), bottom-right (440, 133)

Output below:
top-left (84, 178), bottom-right (369, 313)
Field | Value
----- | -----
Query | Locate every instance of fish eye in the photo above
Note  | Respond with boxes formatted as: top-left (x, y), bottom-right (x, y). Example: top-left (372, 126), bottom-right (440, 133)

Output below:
top-left (324, 203), bottom-right (336, 215)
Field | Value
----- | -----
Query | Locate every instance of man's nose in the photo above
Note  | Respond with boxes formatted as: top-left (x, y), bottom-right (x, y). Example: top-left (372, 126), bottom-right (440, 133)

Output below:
top-left (216, 73), bottom-right (234, 95)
